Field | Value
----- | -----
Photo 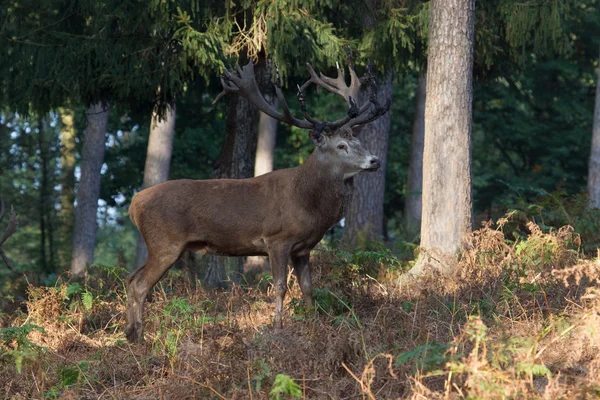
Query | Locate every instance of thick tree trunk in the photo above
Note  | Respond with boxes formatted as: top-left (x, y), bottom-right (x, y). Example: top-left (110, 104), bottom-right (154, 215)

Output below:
top-left (587, 52), bottom-right (600, 208)
top-left (134, 103), bottom-right (177, 269)
top-left (344, 74), bottom-right (393, 245)
top-left (407, 0), bottom-right (475, 278)
top-left (204, 93), bottom-right (259, 287)
top-left (59, 107), bottom-right (76, 269)
top-left (404, 73), bottom-right (426, 228)
top-left (71, 103), bottom-right (110, 277)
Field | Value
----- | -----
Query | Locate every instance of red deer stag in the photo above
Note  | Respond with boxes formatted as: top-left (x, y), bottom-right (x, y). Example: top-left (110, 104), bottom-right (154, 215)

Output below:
top-left (125, 60), bottom-right (390, 342)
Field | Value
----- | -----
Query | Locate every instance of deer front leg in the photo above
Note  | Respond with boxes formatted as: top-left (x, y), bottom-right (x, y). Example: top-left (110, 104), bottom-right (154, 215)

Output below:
top-left (268, 246), bottom-right (290, 330)
top-left (291, 253), bottom-right (313, 309)
top-left (125, 248), bottom-right (181, 343)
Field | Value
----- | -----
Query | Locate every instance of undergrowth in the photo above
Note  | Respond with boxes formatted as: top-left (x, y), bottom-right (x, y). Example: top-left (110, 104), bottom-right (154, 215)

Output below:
top-left (1, 212), bottom-right (600, 399)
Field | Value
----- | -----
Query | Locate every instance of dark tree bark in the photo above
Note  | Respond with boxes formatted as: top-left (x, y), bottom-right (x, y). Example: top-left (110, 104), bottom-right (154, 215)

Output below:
top-left (404, 73), bottom-right (426, 227)
top-left (587, 50), bottom-right (600, 208)
top-left (134, 103), bottom-right (177, 269)
top-left (71, 103), bottom-right (109, 277)
top-left (59, 107), bottom-right (76, 269)
top-left (38, 119), bottom-right (48, 273)
top-left (204, 92), bottom-right (259, 287)
top-left (407, 0), bottom-right (475, 278)
top-left (344, 74), bottom-right (393, 245)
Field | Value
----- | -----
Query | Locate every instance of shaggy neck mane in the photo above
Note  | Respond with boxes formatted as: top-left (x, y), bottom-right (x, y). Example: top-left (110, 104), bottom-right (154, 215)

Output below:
top-left (293, 150), bottom-right (348, 222)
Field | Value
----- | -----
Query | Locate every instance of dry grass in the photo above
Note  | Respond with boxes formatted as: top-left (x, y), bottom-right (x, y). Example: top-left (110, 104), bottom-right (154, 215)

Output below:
top-left (1, 217), bottom-right (600, 399)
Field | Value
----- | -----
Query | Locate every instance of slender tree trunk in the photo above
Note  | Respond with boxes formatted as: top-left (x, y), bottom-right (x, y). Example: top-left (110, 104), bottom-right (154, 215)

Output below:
top-left (587, 51), bottom-right (600, 208)
top-left (344, 74), bottom-right (393, 245)
top-left (42, 117), bottom-right (56, 271)
top-left (38, 119), bottom-right (48, 273)
top-left (406, 0), bottom-right (475, 278)
top-left (204, 93), bottom-right (259, 287)
top-left (404, 73), bottom-right (427, 228)
top-left (254, 101), bottom-right (278, 177)
top-left (134, 103), bottom-right (177, 269)
top-left (247, 95), bottom-right (278, 272)
top-left (71, 103), bottom-right (109, 277)
top-left (59, 107), bottom-right (76, 269)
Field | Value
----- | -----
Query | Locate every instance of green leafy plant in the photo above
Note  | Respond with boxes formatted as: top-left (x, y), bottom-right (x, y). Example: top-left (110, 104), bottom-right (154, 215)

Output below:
top-left (270, 374), bottom-right (302, 400)
top-left (251, 358), bottom-right (272, 393)
top-left (395, 342), bottom-right (451, 373)
top-left (0, 324), bottom-right (46, 373)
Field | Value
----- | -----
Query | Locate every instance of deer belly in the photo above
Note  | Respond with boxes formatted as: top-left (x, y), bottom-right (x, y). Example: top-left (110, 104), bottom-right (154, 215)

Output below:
top-left (188, 238), bottom-right (268, 257)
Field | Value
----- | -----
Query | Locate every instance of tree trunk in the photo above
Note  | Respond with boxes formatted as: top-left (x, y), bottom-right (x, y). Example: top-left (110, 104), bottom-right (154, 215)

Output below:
top-left (71, 103), bottom-right (109, 277)
top-left (587, 51), bottom-right (600, 208)
top-left (404, 73), bottom-right (427, 228)
top-left (59, 107), bottom-right (76, 269)
top-left (247, 95), bottom-right (278, 272)
top-left (254, 101), bottom-right (278, 177)
top-left (344, 74), bottom-right (393, 246)
top-left (407, 0), bottom-right (475, 278)
top-left (134, 103), bottom-right (177, 269)
top-left (38, 119), bottom-right (48, 273)
top-left (204, 93), bottom-right (259, 287)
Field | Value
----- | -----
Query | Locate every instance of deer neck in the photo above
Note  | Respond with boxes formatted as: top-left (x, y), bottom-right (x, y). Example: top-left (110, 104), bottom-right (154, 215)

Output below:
top-left (294, 151), bottom-right (348, 220)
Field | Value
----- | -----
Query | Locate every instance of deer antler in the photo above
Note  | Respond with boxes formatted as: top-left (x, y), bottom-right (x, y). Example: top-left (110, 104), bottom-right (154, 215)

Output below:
top-left (214, 56), bottom-right (390, 133)
top-left (0, 197), bottom-right (17, 270)
top-left (214, 62), bottom-right (314, 129)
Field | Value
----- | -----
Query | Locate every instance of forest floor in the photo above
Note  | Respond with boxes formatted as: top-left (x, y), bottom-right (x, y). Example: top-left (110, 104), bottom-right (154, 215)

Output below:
top-left (1, 217), bottom-right (600, 399)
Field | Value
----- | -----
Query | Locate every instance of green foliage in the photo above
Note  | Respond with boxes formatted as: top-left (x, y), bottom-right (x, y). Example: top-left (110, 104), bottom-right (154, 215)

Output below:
top-left (501, 0), bottom-right (574, 61)
top-left (395, 342), bottom-right (451, 373)
top-left (500, 190), bottom-right (600, 252)
top-left (45, 361), bottom-right (95, 399)
top-left (0, 324), bottom-right (46, 373)
top-left (270, 374), bottom-right (302, 400)
top-left (251, 358), bottom-right (272, 393)
top-left (1, 0), bottom-right (227, 114)
top-left (329, 242), bottom-right (405, 282)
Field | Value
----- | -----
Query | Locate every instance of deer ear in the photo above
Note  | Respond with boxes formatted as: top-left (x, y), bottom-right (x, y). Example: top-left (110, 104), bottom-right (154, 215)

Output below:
top-left (310, 131), bottom-right (325, 147)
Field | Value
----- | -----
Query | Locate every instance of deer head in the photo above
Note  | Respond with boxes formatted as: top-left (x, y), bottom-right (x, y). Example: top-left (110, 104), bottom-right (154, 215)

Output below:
top-left (214, 56), bottom-right (390, 180)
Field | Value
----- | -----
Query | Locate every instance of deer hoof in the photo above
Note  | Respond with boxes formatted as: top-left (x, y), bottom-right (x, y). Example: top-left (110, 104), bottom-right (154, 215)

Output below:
top-left (273, 315), bottom-right (283, 330)
top-left (124, 322), bottom-right (143, 343)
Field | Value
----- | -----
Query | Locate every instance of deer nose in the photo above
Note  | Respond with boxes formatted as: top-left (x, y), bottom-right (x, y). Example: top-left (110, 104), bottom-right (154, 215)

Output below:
top-left (369, 157), bottom-right (381, 170)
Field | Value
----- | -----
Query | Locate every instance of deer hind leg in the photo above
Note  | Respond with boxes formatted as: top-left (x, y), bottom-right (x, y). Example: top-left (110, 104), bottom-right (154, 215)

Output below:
top-left (268, 246), bottom-right (291, 330)
top-left (125, 248), bottom-right (182, 343)
top-left (291, 253), bottom-right (314, 309)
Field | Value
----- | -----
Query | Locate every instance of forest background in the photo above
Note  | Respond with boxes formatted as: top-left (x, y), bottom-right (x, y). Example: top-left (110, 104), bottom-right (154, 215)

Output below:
top-left (1, 0), bottom-right (600, 399)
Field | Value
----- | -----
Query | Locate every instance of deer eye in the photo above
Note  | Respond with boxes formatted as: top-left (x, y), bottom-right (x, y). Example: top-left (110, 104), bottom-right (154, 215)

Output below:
top-left (337, 144), bottom-right (346, 150)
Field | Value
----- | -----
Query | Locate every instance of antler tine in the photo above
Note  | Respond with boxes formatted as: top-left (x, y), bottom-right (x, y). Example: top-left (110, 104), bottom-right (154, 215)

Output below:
top-left (301, 63), bottom-right (362, 107)
top-left (214, 61), bottom-right (314, 129)
top-left (347, 97), bottom-right (392, 128)
top-left (296, 85), bottom-right (323, 126)
top-left (319, 62), bottom-right (362, 105)
top-left (330, 62), bottom-right (391, 130)
top-left (213, 76), bottom-right (240, 104)
top-left (319, 61), bottom-right (346, 90)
